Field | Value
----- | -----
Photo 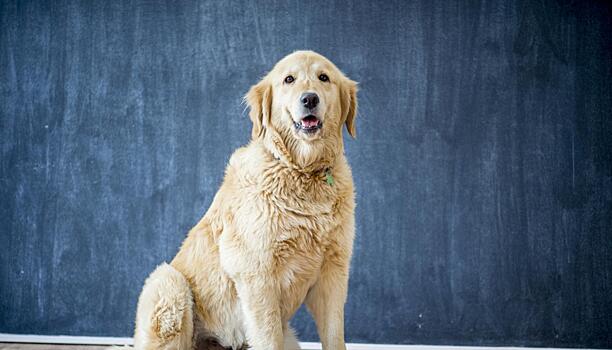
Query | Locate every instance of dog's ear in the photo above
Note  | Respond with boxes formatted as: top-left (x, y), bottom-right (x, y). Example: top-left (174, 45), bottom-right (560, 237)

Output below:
top-left (340, 78), bottom-right (358, 138)
top-left (244, 79), bottom-right (273, 140)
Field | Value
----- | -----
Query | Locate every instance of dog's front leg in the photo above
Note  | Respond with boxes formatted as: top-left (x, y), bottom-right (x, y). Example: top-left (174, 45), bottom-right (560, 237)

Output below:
top-left (219, 226), bottom-right (285, 350)
top-left (305, 259), bottom-right (349, 350)
top-left (234, 274), bottom-right (284, 350)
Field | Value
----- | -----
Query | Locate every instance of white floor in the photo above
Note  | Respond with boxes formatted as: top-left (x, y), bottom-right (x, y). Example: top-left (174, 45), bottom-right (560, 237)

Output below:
top-left (0, 333), bottom-right (602, 350)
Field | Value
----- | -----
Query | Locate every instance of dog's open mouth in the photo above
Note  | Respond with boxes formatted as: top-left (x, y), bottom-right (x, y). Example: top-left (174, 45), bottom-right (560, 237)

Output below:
top-left (294, 115), bottom-right (322, 133)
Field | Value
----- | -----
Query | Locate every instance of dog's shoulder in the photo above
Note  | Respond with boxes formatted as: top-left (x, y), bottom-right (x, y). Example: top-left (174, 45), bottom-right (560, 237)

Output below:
top-left (226, 141), bottom-right (270, 177)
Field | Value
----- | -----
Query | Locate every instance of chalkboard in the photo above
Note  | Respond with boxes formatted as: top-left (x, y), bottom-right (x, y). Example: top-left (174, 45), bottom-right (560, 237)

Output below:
top-left (1, 0), bottom-right (611, 348)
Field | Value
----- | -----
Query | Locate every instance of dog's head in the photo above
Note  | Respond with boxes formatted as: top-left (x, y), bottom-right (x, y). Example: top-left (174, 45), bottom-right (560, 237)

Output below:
top-left (245, 51), bottom-right (358, 162)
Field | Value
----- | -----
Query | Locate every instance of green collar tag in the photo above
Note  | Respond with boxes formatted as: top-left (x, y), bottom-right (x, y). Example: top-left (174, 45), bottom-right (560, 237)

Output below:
top-left (325, 168), bottom-right (334, 186)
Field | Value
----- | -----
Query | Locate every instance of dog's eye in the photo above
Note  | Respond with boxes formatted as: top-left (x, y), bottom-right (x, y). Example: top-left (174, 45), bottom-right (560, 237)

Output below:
top-left (318, 74), bottom-right (329, 82)
top-left (284, 75), bottom-right (295, 84)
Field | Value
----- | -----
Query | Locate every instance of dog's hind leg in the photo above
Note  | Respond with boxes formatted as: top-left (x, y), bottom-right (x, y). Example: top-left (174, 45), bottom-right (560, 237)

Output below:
top-left (133, 263), bottom-right (194, 350)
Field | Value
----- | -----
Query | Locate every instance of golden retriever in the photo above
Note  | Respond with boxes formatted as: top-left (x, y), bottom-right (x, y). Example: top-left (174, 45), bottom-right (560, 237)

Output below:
top-left (133, 50), bottom-right (358, 350)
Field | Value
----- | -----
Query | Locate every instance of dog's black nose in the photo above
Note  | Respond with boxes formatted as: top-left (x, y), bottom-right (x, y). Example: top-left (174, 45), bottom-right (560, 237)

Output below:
top-left (300, 93), bottom-right (319, 110)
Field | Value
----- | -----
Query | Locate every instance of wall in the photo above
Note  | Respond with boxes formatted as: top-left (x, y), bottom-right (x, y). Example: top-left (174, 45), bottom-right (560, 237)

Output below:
top-left (1, 0), bottom-right (611, 348)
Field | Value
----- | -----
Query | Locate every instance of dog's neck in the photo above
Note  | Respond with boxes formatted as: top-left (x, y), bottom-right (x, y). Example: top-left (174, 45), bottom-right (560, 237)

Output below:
top-left (262, 126), bottom-right (341, 174)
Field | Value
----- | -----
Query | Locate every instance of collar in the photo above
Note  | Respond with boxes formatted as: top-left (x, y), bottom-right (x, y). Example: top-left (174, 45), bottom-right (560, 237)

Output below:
top-left (265, 132), bottom-right (335, 186)
top-left (271, 152), bottom-right (334, 186)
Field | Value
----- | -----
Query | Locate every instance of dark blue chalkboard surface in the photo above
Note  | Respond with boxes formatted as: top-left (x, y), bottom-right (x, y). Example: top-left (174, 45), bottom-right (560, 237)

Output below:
top-left (1, 1), bottom-right (611, 348)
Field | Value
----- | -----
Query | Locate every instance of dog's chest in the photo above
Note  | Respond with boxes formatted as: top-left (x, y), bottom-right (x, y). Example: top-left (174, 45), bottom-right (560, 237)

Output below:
top-left (230, 160), bottom-right (344, 275)
top-left (263, 179), bottom-right (339, 316)
top-left (254, 167), bottom-right (339, 273)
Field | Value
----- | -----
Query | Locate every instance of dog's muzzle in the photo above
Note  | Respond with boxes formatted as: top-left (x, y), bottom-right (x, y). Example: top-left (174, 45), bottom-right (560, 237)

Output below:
top-left (294, 115), bottom-right (322, 133)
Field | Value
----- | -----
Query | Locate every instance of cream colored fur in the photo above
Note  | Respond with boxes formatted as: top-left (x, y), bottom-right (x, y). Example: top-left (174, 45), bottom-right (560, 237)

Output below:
top-left (133, 51), bottom-right (358, 350)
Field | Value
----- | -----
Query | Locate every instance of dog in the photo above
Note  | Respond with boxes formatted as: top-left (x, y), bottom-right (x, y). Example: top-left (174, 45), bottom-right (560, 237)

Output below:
top-left (133, 50), bottom-right (358, 350)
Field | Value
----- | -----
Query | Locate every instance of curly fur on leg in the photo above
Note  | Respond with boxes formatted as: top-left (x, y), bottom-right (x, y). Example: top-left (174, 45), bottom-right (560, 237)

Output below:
top-left (133, 263), bottom-right (194, 350)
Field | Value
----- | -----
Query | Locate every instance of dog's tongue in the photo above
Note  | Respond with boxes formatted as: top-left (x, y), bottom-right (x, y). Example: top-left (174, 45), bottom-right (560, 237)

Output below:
top-left (301, 116), bottom-right (319, 128)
